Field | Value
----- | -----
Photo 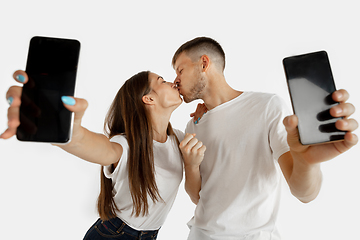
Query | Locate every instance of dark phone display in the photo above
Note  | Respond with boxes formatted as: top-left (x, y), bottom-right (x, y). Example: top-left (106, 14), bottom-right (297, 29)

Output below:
top-left (283, 51), bottom-right (345, 145)
top-left (16, 36), bottom-right (80, 143)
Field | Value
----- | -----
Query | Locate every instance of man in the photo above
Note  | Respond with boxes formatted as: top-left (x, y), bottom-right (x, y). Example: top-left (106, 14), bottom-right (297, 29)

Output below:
top-left (174, 37), bottom-right (358, 240)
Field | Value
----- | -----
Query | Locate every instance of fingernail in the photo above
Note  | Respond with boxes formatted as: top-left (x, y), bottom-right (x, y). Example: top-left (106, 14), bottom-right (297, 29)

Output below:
top-left (198, 117), bottom-right (201, 121)
top-left (7, 97), bottom-right (13, 105)
top-left (16, 75), bottom-right (25, 83)
top-left (195, 120), bottom-right (198, 124)
top-left (61, 96), bottom-right (76, 106)
top-left (341, 120), bottom-right (348, 127)
top-left (336, 91), bottom-right (343, 99)
top-left (334, 106), bottom-right (342, 115)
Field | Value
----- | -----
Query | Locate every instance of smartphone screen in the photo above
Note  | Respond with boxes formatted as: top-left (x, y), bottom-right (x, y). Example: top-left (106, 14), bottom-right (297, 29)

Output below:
top-left (283, 51), bottom-right (345, 145)
top-left (16, 36), bottom-right (80, 143)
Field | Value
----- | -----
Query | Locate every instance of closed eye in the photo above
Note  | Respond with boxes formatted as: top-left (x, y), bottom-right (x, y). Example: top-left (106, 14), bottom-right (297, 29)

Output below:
top-left (157, 76), bottom-right (165, 83)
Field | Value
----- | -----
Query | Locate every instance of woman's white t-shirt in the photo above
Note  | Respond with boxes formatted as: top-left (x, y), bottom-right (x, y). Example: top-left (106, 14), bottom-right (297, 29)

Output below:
top-left (103, 129), bottom-right (184, 231)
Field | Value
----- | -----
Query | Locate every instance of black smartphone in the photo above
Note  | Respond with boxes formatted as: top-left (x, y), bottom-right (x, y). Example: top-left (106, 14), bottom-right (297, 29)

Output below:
top-left (283, 50), bottom-right (345, 145)
top-left (16, 36), bottom-right (81, 143)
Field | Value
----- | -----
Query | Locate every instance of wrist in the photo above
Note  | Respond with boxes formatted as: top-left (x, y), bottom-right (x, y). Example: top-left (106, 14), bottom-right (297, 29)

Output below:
top-left (290, 150), bottom-right (313, 166)
top-left (184, 164), bottom-right (200, 173)
top-left (291, 151), bottom-right (322, 176)
top-left (58, 126), bottom-right (86, 149)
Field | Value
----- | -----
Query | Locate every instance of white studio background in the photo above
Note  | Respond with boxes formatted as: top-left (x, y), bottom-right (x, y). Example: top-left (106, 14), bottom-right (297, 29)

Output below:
top-left (0, 1), bottom-right (359, 239)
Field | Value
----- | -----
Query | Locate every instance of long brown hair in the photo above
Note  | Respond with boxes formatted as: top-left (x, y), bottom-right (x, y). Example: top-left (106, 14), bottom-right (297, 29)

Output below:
top-left (97, 71), bottom-right (179, 220)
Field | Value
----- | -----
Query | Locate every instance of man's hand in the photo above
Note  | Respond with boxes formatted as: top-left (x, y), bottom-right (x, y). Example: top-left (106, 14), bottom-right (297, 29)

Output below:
top-left (283, 89), bottom-right (358, 164)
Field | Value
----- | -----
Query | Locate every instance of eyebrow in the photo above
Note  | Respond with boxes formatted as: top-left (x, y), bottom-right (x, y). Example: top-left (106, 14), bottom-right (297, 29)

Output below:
top-left (176, 64), bottom-right (183, 73)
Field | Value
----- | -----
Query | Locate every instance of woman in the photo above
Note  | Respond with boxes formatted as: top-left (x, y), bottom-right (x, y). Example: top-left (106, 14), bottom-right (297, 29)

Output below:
top-left (2, 70), bottom-right (206, 239)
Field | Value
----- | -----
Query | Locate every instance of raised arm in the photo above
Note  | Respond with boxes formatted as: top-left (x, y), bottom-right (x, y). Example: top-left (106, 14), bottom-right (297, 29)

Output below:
top-left (56, 97), bottom-right (122, 166)
top-left (280, 89), bottom-right (358, 203)
top-left (1, 70), bottom-right (122, 166)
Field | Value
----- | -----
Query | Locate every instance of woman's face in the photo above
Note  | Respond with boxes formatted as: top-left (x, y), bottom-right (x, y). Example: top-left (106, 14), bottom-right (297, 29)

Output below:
top-left (147, 72), bottom-right (183, 109)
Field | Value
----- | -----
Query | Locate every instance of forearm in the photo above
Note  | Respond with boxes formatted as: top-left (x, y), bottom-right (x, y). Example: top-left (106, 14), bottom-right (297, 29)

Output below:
top-left (184, 165), bottom-right (202, 204)
top-left (288, 153), bottom-right (323, 203)
top-left (57, 127), bottom-right (119, 166)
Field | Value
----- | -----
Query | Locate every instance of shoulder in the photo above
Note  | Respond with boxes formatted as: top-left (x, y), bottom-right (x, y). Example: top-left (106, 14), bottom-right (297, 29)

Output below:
top-left (185, 119), bottom-right (195, 134)
top-left (172, 128), bottom-right (185, 142)
top-left (237, 92), bottom-right (278, 112)
top-left (244, 91), bottom-right (278, 102)
top-left (245, 92), bottom-right (287, 109)
top-left (109, 134), bottom-right (129, 149)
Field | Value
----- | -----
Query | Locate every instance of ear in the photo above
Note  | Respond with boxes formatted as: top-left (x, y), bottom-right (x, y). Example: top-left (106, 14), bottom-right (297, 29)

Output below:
top-left (200, 55), bottom-right (210, 72)
top-left (142, 95), bottom-right (155, 105)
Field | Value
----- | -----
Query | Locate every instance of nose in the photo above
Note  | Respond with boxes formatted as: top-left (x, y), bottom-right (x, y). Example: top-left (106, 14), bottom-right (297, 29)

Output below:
top-left (174, 77), bottom-right (180, 85)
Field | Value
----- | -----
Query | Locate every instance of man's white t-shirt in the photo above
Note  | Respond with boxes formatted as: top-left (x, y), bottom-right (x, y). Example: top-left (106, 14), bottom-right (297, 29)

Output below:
top-left (186, 92), bottom-right (290, 240)
top-left (104, 129), bottom-right (184, 231)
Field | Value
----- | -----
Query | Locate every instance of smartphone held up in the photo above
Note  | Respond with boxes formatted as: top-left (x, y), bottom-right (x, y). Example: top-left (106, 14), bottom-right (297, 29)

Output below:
top-left (283, 50), bottom-right (345, 145)
top-left (16, 36), bottom-right (81, 144)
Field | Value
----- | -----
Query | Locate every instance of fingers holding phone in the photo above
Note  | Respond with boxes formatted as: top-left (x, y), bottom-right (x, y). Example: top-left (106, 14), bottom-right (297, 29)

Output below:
top-left (61, 96), bottom-right (88, 127)
top-left (329, 89), bottom-right (358, 150)
top-left (48, 96), bottom-right (88, 146)
top-left (1, 71), bottom-right (29, 139)
top-left (13, 70), bottom-right (28, 84)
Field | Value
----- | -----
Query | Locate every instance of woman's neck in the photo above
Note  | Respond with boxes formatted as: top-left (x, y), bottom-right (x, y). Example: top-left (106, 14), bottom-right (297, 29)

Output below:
top-left (152, 129), bottom-right (168, 143)
top-left (150, 111), bottom-right (171, 143)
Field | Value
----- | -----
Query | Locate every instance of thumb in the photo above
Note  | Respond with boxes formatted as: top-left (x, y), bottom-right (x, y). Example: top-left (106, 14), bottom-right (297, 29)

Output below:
top-left (61, 96), bottom-right (88, 124)
top-left (283, 115), bottom-right (306, 151)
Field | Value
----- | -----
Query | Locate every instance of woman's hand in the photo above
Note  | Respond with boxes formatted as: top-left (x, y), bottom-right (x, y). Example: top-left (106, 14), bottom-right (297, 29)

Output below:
top-left (0, 70), bottom-right (88, 146)
top-left (179, 133), bottom-right (206, 168)
top-left (53, 96), bottom-right (88, 146)
top-left (1, 70), bottom-right (29, 139)
top-left (190, 103), bottom-right (207, 124)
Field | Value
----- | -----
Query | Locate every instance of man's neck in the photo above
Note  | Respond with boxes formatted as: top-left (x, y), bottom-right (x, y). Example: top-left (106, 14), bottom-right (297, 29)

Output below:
top-left (202, 75), bottom-right (242, 110)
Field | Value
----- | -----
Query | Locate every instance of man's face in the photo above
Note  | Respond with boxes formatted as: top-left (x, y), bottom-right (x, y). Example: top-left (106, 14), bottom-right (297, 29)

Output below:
top-left (173, 52), bottom-right (206, 103)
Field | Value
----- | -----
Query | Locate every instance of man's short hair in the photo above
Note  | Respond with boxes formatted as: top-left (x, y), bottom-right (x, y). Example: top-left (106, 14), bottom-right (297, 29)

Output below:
top-left (172, 37), bottom-right (226, 72)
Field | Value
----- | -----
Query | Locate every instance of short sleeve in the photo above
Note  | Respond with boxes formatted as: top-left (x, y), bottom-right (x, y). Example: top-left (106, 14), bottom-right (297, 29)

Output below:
top-left (103, 135), bottom-right (129, 179)
top-left (185, 119), bottom-right (194, 135)
top-left (266, 95), bottom-right (291, 161)
top-left (173, 128), bottom-right (185, 142)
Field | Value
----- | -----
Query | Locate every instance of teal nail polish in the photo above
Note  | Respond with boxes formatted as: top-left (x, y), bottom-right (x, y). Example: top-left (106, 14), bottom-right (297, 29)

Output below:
top-left (61, 96), bottom-right (76, 106)
top-left (16, 75), bottom-right (25, 83)
top-left (7, 97), bottom-right (13, 105)
top-left (198, 117), bottom-right (201, 121)
top-left (195, 120), bottom-right (198, 124)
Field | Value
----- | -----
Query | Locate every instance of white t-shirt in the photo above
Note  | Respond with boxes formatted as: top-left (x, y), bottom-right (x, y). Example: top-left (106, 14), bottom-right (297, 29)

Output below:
top-left (104, 129), bottom-right (184, 231)
top-left (186, 92), bottom-right (290, 240)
